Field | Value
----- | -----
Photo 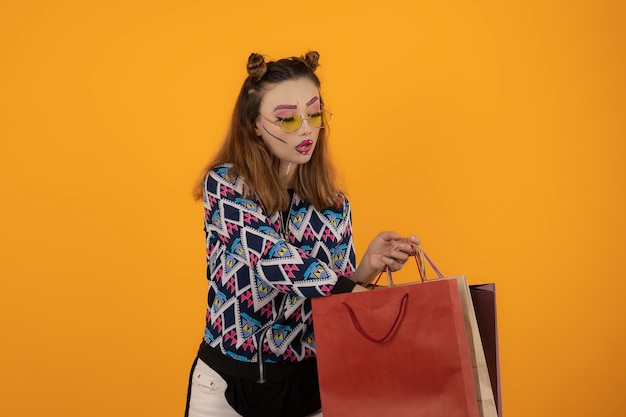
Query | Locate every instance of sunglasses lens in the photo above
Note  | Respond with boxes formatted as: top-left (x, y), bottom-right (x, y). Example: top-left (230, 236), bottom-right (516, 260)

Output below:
top-left (309, 112), bottom-right (324, 128)
top-left (280, 116), bottom-right (302, 133)
top-left (277, 111), bottom-right (332, 132)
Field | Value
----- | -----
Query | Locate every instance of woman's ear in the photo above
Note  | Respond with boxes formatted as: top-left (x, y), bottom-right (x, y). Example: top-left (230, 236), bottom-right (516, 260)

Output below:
top-left (254, 118), bottom-right (262, 136)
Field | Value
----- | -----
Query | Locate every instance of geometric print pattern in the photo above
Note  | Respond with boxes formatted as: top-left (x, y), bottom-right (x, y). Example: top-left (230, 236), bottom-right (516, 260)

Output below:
top-left (202, 165), bottom-right (357, 364)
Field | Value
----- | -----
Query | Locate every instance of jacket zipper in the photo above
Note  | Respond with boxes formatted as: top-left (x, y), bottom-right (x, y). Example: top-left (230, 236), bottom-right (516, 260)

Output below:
top-left (257, 199), bottom-right (292, 383)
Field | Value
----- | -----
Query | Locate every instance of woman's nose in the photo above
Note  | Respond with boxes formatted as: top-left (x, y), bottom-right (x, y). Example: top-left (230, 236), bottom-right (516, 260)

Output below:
top-left (298, 117), bottom-right (312, 134)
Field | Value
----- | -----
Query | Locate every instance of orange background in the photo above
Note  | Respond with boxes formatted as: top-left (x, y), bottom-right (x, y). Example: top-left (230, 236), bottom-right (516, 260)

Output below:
top-left (1, 1), bottom-right (624, 416)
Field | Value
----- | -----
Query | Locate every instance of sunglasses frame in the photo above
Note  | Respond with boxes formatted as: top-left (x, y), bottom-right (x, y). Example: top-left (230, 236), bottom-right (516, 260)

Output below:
top-left (258, 109), bottom-right (333, 133)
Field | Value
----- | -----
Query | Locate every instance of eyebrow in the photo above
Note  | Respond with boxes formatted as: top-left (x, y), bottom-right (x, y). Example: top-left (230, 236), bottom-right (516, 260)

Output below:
top-left (306, 97), bottom-right (319, 106)
top-left (272, 97), bottom-right (319, 112)
top-left (273, 104), bottom-right (297, 111)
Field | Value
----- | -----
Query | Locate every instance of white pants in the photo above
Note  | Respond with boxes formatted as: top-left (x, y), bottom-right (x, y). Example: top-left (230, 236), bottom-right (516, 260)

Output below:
top-left (187, 358), bottom-right (323, 417)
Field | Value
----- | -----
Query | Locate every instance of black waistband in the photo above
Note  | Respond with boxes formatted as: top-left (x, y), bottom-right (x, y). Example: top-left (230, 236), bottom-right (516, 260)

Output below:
top-left (196, 341), bottom-right (318, 382)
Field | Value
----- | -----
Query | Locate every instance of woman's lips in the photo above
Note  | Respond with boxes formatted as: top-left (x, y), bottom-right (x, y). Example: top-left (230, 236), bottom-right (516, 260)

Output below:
top-left (296, 140), bottom-right (313, 154)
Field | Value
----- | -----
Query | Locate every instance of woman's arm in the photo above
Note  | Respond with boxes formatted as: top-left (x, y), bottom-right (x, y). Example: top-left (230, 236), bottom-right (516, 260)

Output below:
top-left (204, 168), bottom-right (346, 299)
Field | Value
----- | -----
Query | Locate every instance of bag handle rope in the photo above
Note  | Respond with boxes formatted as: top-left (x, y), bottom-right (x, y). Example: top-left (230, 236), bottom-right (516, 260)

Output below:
top-left (343, 246), bottom-right (446, 343)
top-left (342, 293), bottom-right (409, 343)
top-left (370, 245), bottom-right (444, 288)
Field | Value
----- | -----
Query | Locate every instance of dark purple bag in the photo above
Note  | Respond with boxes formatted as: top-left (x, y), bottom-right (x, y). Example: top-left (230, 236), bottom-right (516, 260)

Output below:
top-left (469, 284), bottom-right (502, 417)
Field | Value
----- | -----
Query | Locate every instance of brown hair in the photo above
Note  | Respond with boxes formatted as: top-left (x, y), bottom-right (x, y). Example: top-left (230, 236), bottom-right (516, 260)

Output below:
top-left (192, 51), bottom-right (342, 213)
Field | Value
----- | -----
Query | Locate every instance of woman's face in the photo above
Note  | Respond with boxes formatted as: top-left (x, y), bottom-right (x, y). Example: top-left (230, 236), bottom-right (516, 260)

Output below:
top-left (255, 78), bottom-right (322, 174)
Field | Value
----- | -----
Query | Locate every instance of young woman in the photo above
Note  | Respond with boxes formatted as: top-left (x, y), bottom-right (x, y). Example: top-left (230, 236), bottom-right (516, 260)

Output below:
top-left (186, 51), bottom-right (420, 417)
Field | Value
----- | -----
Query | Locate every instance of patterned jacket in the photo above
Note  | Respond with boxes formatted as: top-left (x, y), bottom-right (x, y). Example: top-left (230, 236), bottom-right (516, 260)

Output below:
top-left (202, 165), bottom-right (357, 364)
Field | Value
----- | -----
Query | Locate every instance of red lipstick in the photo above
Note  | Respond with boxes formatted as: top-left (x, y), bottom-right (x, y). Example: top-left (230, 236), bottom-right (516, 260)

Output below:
top-left (296, 140), bottom-right (313, 154)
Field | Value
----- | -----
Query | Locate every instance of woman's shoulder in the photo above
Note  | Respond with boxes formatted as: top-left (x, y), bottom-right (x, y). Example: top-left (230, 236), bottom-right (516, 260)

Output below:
top-left (204, 164), bottom-right (265, 215)
top-left (206, 162), bottom-right (233, 178)
top-left (205, 163), bottom-right (245, 194)
top-left (295, 192), bottom-right (350, 216)
top-left (206, 163), bottom-right (237, 183)
top-left (335, 193), bottom-right (349, 206)
top-left (332, 193), bottom-right (351, 219)
top-left (329, 192), bottom-right (350, 210)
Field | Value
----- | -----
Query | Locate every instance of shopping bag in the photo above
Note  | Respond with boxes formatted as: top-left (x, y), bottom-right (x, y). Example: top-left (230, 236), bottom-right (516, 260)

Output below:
top-left (420, 250), bottom-right (498, 417)
top-left (311, 253), bottom-right (480, 417)
top-left (470, 283), bottom-right (502, 417)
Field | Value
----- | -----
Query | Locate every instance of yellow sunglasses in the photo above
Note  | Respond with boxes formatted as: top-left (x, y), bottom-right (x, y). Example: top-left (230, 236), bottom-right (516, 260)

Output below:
top-left (259, 110), bottom-right (333, 133)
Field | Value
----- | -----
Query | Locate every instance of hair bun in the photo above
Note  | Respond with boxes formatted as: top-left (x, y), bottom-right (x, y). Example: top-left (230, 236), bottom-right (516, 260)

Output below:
top-left (247, 53), bottom-right (267, 79)
top-left (303, 51), bottom-right (320, 71)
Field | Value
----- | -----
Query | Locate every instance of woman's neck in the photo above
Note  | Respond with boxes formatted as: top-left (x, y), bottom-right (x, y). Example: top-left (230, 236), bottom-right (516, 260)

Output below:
top-left (280, 162), bottom-right (295, 188)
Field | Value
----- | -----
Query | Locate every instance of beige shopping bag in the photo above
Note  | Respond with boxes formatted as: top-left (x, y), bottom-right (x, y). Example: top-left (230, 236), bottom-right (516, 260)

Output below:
top-left (416, 249), bottom-right (498, 417)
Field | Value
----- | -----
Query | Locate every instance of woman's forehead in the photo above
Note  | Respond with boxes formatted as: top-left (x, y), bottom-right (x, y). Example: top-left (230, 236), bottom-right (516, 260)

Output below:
top-left (260, 79), bottom-right (320, 109)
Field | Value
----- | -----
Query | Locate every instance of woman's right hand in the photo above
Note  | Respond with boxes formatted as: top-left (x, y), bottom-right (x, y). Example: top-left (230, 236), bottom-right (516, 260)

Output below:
top-left (351, 231), bottom-right (420, 284)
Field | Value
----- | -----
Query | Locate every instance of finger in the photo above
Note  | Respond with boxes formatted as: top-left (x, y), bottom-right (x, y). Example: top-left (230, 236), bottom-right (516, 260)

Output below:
top-left (377, 230), bottom-right (401, 242)
top-left (387, 248), bottom-right (411, 262)
top-left (382, 256), bottom-right (406, 272)
top-left (396, 235), bottom-right (421, 247)
top-left (389, 243), bottom-right (417, 257)
top-left (382, 249), bottom-right (411, 265)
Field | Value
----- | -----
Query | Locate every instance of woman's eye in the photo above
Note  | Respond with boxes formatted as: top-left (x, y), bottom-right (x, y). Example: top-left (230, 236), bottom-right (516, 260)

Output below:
top-left (279, 117), bottom-right (296, 123)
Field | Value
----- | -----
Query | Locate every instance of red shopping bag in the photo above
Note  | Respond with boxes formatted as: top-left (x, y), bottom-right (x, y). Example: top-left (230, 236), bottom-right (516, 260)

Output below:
top-left (311, 257), bottom-right (480, 417)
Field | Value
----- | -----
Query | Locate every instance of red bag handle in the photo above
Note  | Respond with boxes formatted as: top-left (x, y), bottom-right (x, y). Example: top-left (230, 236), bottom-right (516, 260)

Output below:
top-left (342, 293), bottom-right (409, 343)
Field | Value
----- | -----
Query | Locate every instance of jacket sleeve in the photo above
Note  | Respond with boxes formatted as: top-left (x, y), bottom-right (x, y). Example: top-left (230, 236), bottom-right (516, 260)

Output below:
top-left (204, 168), bottom-right (346, 299)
